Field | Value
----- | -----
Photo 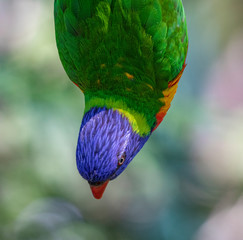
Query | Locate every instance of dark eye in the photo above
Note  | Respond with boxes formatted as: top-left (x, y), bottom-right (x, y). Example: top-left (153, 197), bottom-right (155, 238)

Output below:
top-left (118, 153), bottom-right (126, 166)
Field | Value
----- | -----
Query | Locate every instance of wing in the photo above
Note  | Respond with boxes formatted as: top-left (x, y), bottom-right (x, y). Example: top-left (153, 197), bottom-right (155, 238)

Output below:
top-left (142, 0), bottom-right (188, 130)
top-left (54, 0), bottom-right (111, 92)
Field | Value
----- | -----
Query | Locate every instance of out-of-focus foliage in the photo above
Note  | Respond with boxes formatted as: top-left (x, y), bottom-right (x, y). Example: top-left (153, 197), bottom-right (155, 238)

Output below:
top-left (0, 0), bottom-right (243, 239)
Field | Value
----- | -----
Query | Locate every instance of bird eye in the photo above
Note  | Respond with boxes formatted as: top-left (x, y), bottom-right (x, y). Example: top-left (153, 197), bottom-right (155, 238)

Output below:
top-left (118, 153), bottom-right (126, 166)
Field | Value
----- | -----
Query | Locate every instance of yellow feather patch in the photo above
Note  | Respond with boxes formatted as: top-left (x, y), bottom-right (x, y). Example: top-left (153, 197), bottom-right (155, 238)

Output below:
top-left (116, 109), bottom-right (140, 133)
top-left (146, 84), bottom-right (154, 90)
top-left (125, 72), bottom-right (134, 80)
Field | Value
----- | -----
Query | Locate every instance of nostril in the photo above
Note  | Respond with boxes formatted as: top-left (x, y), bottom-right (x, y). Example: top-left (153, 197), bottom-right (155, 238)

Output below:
top-left (89, 181), bottom-right (104, 186)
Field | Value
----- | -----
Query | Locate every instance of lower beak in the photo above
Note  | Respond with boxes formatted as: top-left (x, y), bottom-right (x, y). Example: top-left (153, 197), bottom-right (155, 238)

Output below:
top-left (89, 180), bottom-right (110, 199)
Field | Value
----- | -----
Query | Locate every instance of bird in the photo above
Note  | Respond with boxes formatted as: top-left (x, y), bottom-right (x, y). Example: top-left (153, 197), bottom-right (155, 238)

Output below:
top-left (54, 0), bottom-right (188, 199)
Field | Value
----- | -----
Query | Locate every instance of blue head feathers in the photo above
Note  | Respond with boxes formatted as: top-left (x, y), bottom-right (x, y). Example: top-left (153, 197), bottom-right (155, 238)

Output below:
top-left (76, 108), bottom-right (149, 191)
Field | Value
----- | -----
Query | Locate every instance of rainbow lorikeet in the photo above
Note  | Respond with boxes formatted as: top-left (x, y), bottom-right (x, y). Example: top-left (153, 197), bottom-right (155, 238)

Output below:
top-left (54, 0), bottom-right (188, 199)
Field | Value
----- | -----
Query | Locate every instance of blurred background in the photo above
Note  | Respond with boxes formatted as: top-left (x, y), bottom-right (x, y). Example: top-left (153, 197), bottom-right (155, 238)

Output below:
top-left (1, 0), bottom-right (243, 239)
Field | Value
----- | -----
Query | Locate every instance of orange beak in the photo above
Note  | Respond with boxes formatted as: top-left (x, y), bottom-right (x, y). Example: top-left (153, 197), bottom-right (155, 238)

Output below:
top-left (90, 180), bottom-right (110, 199)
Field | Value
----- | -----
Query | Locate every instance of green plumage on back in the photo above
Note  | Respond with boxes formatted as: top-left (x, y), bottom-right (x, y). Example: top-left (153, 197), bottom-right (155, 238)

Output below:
top-left (54, 0), bottom-right (188, 135)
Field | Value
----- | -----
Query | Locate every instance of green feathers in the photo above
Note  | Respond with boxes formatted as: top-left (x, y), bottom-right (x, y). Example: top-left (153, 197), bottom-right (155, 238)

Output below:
top-left (54, 0), bottom-right (188, 133)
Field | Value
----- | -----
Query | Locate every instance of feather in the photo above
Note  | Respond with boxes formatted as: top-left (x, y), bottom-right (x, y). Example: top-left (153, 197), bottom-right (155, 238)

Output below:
top-left (54, 0), bottom-right (188, 131)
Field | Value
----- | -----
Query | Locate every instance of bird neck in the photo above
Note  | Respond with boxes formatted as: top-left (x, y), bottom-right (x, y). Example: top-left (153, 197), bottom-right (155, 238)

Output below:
top-left (84, 93), bottom-right (152, 136)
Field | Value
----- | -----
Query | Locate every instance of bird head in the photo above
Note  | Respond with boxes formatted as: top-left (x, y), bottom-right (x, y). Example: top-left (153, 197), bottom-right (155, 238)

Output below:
top-left (76, 108), bottom-right (149, 199)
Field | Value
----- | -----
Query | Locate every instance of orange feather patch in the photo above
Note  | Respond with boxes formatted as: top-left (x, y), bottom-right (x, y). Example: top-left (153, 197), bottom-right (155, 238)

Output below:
top-left (153, 63), bottom-right (187, 131)
top-left (73, 82), bottom-right (84, 93)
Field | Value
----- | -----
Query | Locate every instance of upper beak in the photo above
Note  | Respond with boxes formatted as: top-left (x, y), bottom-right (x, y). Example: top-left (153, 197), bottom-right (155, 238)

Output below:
top-left (89, 180), bottom-right (110, 199)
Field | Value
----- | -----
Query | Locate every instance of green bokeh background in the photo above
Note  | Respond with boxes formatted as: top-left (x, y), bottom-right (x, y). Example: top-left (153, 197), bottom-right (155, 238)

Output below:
top-left (1, 0), bottom-right (243, 239)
